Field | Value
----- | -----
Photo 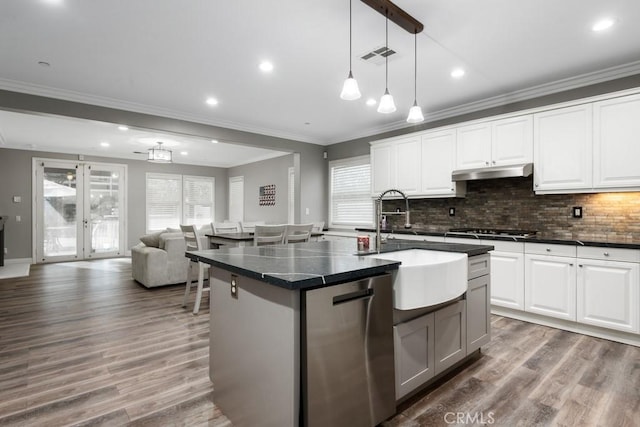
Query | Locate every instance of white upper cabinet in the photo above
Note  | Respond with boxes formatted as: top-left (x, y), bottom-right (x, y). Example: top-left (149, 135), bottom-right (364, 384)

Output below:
top-left (593, 93), bottom-right (640, 189)
top-left (533, 104), bottom-right (593, 192)
top-left (370, 136), bottom-right (420, 196)
top-left (492, 115), bottom-right (533, 166)
top-left (456, 115), bottom-right (533, 170)
top-left (371, 142), bottom-right (394, 194)
top-left (420, 129), bottom-right (465, 196)
top-left (456, 123), bottom-right (492, 169)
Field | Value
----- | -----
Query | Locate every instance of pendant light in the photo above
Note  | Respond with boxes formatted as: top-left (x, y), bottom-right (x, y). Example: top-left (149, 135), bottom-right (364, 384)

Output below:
top-left (340, 0), bottom-right (361, 100)
top-left (148, 141), bottom-right (172, 163)
top-left (406, 32), bottom-right (424, 123)
top-left (377, 12), bottom-right (396, 114)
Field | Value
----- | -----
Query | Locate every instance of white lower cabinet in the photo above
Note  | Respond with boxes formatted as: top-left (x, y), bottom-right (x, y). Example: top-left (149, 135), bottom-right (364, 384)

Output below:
top-left (577, 259), bottom-right (639, 333)
top-left (393, 313), bottom-right (435, 400)
top-left (490, 250), bottom-right (525, 310)
top-left (524, 254), bottom-right (576, 321)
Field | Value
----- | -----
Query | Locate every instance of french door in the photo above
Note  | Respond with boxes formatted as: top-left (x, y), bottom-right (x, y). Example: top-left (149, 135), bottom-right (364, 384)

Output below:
top-left (33, 159), bottom-right (127, 263)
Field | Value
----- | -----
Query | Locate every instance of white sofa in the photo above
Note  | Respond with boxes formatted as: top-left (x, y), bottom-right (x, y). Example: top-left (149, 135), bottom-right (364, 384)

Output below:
top-left (131, 228), bottom-right (210, 288)
top-left (131, 232), bottom-right (192, 288)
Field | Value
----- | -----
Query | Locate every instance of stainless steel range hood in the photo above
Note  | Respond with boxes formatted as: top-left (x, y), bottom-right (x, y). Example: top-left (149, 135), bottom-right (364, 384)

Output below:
top-left (452, 163), bottom-right (533, 181)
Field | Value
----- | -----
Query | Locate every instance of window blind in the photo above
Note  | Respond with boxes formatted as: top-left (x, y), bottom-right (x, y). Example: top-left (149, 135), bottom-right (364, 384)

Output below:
top-left (183, 175), bottom-right (215, 227)
top-left (146, 173), bottom-right (182, 232)
top-left (329, 156), bottom-right (373, 227)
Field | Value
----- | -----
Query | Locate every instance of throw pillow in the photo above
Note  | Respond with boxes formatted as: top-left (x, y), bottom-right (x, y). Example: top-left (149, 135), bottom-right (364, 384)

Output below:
top-left (140, 230), bottom-right (164, 248)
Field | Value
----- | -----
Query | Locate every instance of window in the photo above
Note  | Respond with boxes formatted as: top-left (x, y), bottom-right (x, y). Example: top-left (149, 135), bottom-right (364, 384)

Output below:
top-left (146, 173), bottom-right (215, 232)
top-left (329, 155), bottom-right (373, 228)
top-left (228, 176), bottom-right (244, 222)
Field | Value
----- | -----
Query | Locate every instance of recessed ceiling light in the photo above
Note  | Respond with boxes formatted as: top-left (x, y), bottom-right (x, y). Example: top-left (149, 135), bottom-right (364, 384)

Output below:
top-left (592, 18), bottom-right (615, 32)
top-left (118, 125), bottom-right (129, 131)
top-left (366, 98), bottom-right (377, 106)
top-left (206, 97), bottom-right (219, 106)
top-left (180, 151), bottom-right (188, 156)
top-left (100, 142), bottom-right (110, 147)
top-left (259, 61), bottom-right (274, 72)
top-left (211, 139), bottom-right (219, 144)
top-left (451, 68), bottom-right (465, 78)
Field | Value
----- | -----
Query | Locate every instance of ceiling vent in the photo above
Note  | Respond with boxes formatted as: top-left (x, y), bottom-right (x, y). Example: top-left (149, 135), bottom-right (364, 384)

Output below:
top-left (360, 46), bottom-right (396, 65)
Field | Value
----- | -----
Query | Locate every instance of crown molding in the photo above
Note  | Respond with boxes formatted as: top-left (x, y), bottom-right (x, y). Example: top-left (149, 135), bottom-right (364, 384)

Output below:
top-left (0, 78), bottom-right (325, 145)
top-left (330, 60), bottom-right (640, 144)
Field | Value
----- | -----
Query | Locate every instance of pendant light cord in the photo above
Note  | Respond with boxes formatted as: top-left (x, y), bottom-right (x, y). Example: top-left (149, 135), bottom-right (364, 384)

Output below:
top-left (385, 11), bottom-right (389, 89)
top-left (414, 32), bottom-right (417, 101)
top-left (349, 0), bottom-right (352, 71)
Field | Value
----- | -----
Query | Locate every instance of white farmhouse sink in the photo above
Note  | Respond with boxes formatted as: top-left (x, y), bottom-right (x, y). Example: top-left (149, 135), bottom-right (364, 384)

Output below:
top-left (368, 249), bottom-right (468, 310)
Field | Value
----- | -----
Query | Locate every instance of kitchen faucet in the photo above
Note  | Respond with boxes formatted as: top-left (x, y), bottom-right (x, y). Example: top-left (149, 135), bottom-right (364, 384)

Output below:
top-left (376, 189), bottom-right (411, 250)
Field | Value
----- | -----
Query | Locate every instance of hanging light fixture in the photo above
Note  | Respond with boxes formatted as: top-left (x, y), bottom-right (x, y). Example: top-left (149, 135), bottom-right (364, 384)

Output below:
top-left (377, 11), bottom-right (396, 114)
top-left (148, 141), bottom-right (172, 163)
top-left (340, 0), bottom-right (361, 100)
top-left (406, 32), bottom-right (424, 123)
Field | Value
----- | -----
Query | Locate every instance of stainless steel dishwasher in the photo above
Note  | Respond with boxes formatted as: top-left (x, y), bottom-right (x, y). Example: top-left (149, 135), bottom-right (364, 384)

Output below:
top-left (302, 274), bottom-right (395, 427)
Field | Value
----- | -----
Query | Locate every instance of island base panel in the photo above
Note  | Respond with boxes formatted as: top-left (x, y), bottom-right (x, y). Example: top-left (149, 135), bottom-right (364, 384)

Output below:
top-left (210, 267), bottom-right (300, 427)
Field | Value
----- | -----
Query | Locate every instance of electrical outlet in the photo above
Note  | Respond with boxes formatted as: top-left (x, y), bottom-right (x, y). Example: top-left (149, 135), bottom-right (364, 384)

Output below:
top-left (230, 275), bottom-right (238, 299)
top-left (449, 207), bottom-right (456, 217)
top-left (15, 215), bottom-right (21, 222)
top-left (572, 206), bottom-right (583, 218)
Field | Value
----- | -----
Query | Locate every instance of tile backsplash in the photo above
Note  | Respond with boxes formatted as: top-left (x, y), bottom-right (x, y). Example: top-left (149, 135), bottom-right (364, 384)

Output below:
top-left (383, 177), bottom-right (640, 242)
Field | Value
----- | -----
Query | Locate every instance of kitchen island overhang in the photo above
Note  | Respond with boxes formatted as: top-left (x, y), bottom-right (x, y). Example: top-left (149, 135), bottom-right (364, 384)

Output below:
top-left (187, 239), bottom-right (493, 427)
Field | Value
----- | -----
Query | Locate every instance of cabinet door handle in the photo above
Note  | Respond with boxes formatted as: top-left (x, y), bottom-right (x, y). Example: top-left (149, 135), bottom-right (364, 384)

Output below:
top-left (492, 160), bottom-right (496, 165)
top-left (569, 263), bottom-right (574, 267)
top-left (535, 183), bottom-right (539, 188)
top-left (485, 161), bottom-right (489, 166)
top-left (603, 252), bottom-right (609, 257)
top-left (546, 248), bottom-right (551, 252)
top-left (579, 264), bottom-right (583, 268)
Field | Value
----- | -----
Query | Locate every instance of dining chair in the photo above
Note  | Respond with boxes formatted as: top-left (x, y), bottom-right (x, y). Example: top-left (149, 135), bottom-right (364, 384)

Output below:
top-left (253, 224), bottom-right (287, 246)
top-left (240, 220), bottom-right (265, 233)
top-left (284, 223), bottom-right (314, 244)
top-left (180, 224), bottom-right (209, 314)
top-left (212, 221), bottom-right (240, 234)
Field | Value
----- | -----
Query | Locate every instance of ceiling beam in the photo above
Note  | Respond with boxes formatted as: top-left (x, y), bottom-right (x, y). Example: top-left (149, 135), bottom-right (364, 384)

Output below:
top-left (360, 0), bottom-right (424, 34)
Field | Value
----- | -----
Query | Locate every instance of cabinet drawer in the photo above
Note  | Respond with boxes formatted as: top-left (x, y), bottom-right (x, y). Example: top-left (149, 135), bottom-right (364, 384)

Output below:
top-left (577, 246), bottom-right (640, 263)
top-left (481, 240), bottom-right (524, 253)
top-left (468, 254), bottom-right (490, 279)
top-left (525, 243), bottom-right (576, 257)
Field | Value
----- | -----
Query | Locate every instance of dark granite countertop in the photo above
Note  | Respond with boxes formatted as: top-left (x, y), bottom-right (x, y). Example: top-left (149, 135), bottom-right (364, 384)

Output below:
top-left (356, 228), bottom-right (640, 250)
top-left (186, 239), bottom-right (493, 290)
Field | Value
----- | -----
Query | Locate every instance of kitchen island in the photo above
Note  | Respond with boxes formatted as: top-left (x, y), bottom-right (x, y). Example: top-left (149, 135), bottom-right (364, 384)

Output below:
top-left (186, 239), bottom-right (493, 427)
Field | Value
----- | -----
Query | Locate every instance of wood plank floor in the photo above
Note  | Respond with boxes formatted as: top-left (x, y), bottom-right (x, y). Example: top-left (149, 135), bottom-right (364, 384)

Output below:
top-left (1, 259), bottom-right (639, 426)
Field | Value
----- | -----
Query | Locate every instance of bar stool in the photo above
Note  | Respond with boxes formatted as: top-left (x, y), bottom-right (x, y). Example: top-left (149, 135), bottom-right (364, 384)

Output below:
top-left (284, 223), bottom-right (314, 244)
top-left (180, 225), bottom-right (209, 314)
top-left (253, 224), bottom-right (286, 246)
top-left (212, 222), bottom-right (240, 234)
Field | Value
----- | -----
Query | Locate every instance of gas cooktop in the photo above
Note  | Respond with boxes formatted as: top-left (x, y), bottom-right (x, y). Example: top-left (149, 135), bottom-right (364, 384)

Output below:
top-left (448, 228), bottom-right (538, 238)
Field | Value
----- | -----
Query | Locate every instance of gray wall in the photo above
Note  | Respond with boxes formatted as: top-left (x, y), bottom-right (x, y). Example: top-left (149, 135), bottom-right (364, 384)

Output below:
top-left (0, 147), bottom-right (227, 260)
top-left (228, 154), bottom-right (293, 223)
top-left (326, 73), bottom-right (640, 161)
top-left (0, 89), bottom-right (328, 243)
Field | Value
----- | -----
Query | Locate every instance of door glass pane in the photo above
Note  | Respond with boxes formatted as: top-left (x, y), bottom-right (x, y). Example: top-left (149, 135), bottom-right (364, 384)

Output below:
top-left (89, 168), bottom-right (120, 254)
top-left (43, 167), bottom-right (77, 257)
